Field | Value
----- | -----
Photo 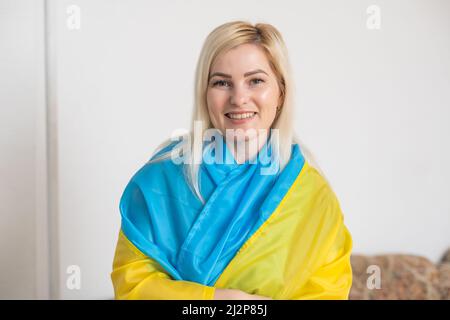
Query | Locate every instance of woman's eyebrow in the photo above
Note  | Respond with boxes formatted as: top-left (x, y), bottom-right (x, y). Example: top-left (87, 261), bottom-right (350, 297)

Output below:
top-left (209, 69), bottom-right (268, 80)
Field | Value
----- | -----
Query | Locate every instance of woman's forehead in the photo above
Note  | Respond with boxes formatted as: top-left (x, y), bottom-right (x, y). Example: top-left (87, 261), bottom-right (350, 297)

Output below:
top-left (210, 44), bottom-right (272, 76)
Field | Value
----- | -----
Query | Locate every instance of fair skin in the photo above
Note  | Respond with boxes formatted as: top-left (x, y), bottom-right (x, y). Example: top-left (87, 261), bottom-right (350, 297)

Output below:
top-left (206, 43), bottom-right (282, 164)
top-left (207, 43), bottom-right (281, 300)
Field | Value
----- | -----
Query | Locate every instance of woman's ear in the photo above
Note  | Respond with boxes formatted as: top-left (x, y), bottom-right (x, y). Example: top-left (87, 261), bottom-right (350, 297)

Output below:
top-left (277, 94), bottom-right (284, 114)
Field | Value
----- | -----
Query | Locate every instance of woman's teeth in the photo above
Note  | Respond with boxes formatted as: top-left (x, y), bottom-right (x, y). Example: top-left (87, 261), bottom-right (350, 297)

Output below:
top-left (226, 112), bottom-right (256, 119)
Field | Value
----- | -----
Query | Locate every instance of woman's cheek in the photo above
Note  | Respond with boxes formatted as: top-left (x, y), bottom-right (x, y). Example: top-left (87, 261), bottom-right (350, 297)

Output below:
top-left (207, 95), bottom-right (225, 128)
top-left (209, 91), bottom-right (225, 108)
top-left (258, 87), bottom-right (278, 106)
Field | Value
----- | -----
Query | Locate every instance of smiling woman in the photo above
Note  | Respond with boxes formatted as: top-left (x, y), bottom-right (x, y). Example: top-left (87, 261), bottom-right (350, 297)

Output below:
top-left (207, 44), bottom-right (281, 152)
top-left (110, 20), bottom-right (353, 300)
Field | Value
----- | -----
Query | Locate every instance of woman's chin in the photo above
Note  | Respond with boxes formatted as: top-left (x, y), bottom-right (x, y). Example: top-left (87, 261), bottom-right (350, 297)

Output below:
top-left (223, 128), bottom-right (259, 143)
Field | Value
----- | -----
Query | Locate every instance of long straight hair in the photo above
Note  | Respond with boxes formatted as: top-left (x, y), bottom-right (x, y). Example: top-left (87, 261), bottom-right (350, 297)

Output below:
top-left (148, 21), bottom-right (325, 203)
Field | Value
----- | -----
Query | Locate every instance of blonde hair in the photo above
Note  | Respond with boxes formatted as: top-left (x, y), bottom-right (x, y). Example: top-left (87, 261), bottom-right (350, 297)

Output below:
top-left (148, 20), bottom-right (326, 203)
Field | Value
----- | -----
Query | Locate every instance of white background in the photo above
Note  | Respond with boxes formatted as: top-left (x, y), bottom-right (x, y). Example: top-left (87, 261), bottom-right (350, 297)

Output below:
top-left (0, 0), bottom-right (449, 299)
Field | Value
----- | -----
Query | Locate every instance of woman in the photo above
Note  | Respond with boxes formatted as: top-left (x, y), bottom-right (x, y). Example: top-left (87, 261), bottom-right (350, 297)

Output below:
top-left (111, 21), bottom-right (353, 300)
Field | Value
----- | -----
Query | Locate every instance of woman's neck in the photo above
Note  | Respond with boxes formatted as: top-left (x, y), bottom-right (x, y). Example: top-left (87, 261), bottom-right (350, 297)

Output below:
top-left (225, 135), bottom-right (268, 164)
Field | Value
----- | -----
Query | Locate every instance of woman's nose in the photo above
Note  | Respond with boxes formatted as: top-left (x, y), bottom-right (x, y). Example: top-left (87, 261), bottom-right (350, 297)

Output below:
top-left (229, 86), bottom-right (250, 107)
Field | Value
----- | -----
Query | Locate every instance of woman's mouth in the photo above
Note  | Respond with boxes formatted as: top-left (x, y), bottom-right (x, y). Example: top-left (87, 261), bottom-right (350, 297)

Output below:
top-left (225, 112), bottom-right (257, 123)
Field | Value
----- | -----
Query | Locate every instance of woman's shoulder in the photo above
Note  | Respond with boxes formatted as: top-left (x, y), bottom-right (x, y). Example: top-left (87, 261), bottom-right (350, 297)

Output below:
top-left (299, 161), bottom-right (330, 191)
top-left (294, 159), bottom-right (345, 221)
top-left (148, 139), bottom-right (180, 162)
top-left (126, 140), bottom-right (183, 188)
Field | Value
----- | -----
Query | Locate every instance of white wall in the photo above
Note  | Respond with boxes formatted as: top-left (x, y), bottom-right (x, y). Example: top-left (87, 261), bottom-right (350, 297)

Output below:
top-left (1, 0), bottom-right (449, 299)
top-left (0, 0), bottom-right (48, 299)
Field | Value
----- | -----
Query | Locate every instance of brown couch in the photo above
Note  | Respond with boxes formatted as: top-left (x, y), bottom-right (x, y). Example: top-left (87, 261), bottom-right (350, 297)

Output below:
top-left (349, 248), bottom-right (450, 299)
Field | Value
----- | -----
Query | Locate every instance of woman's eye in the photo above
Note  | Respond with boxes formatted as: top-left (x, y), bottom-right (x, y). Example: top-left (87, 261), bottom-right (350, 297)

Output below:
top-left (211, 78), bottom-right (264, 87)
top-left (250, 78), bottom-right (265, 85)
top-left (212, 80), bottom-right (230, 87)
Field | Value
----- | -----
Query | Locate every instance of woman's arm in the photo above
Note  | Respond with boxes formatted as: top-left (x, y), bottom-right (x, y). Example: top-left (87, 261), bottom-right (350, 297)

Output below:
top-left (111, 230), bottom-right (215, 300)
top-left (288, 217), bottom-right (353, 300)
top-left (111, 230), bottom-right (273, 300)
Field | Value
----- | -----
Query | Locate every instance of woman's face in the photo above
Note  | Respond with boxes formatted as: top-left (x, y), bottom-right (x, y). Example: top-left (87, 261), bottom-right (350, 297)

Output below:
top-left (206, 43), bottom-right (281, 142)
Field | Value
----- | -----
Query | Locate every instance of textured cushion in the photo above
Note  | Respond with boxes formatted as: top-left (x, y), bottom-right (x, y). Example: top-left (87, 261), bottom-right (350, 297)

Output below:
top-left (349, 251), bottom-right (449, 299)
